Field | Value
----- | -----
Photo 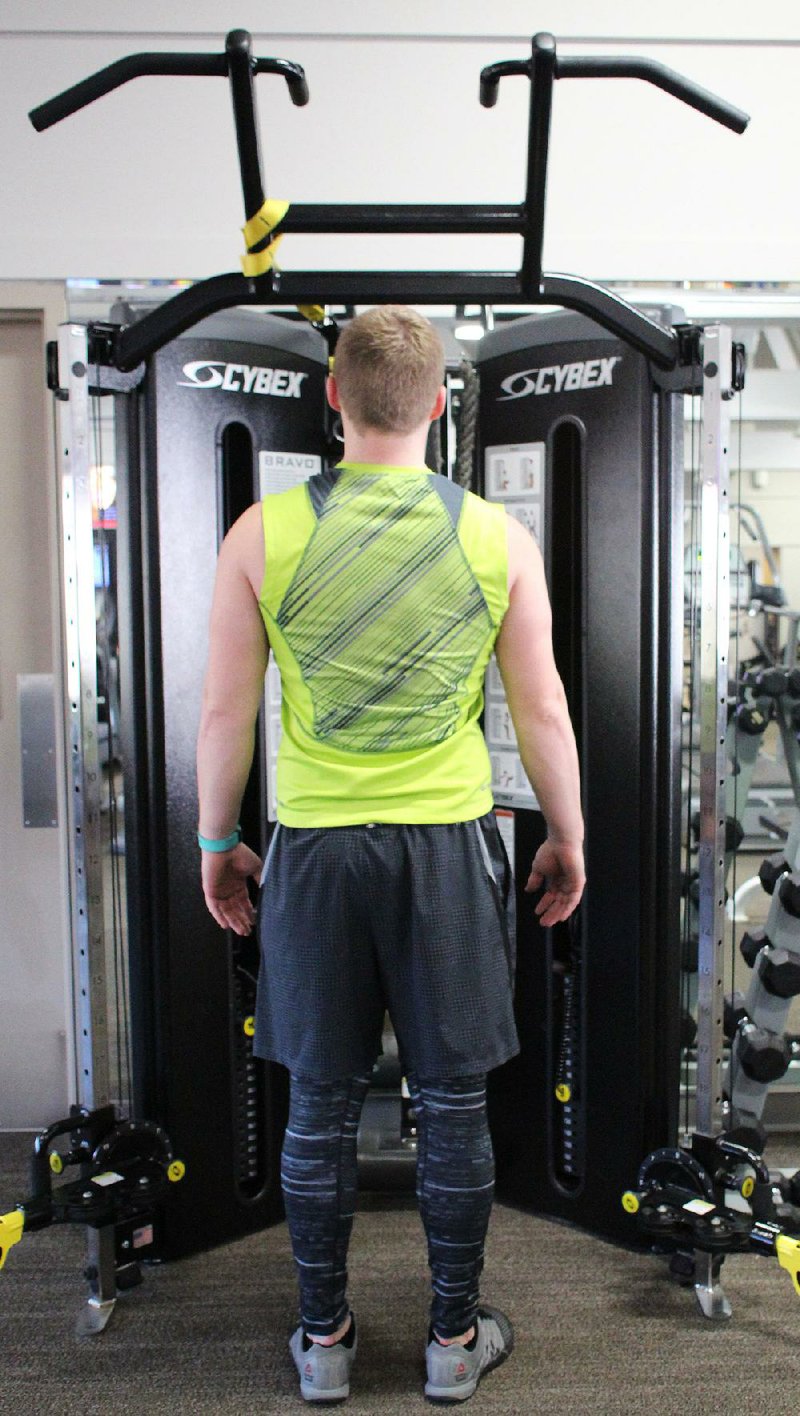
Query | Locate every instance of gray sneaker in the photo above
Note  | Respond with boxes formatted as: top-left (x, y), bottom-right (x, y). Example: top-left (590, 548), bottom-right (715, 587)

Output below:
top-left (424, 1306), bottom-right (514, 1404)
top-left (289, 1316), bottom-right (357, 1403)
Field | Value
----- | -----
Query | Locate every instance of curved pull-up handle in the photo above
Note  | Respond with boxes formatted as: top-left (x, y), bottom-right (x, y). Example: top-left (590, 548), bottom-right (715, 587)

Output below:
top-left (479, 59), bottom-right (528, 110)
top-left (254, 55), bottom-right (309, 107)
top-left (29, 31), bottom-right (308, 132)
top-left (480, 33), bottom-right (750, 134)
top-left (556, 56), bottom-right (749, 133)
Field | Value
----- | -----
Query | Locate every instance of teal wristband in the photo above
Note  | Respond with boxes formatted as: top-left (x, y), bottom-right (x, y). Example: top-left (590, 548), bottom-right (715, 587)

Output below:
top-left (197, 826), bottom-right (241, 853)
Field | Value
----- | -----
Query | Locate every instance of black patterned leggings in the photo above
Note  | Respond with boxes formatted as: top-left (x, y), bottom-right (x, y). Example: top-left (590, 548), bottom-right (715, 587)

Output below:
top-left (280, 1071), bottom-right (494, 1339)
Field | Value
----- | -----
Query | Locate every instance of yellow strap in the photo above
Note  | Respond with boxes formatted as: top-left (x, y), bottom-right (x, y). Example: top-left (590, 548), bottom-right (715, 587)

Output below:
top-left (242, 198), bottom-right (290, 250)
top-left (0, 1210), bottom-right (24, 1271)
top-left (776, 1234), bottom-right (800, 1296)
top-left (297, 304), bottom-right (326, 325)
top-left (241, 198), bottom-right (289, 279)
top-left (241, 233), bottom-right (284, 278)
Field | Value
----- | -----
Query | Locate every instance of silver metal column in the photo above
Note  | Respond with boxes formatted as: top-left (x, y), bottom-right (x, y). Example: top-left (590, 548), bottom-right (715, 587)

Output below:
top-left (695, 324), bottom-right (734, 1141)
top-left (56, 323), bottom-right (116, 1333)
top-left (693, 324), bottom-right (735, 1321)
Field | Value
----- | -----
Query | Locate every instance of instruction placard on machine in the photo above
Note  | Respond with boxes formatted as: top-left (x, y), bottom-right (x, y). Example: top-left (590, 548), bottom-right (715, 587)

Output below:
top-left (259, 451), bottom-right (322, 820)
top-left (484, 442), bottom-right (545, 811)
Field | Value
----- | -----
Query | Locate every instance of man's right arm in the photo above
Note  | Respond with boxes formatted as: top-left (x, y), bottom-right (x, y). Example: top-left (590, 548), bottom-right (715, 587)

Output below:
top-left (494, 514), bottom-right (585, 926)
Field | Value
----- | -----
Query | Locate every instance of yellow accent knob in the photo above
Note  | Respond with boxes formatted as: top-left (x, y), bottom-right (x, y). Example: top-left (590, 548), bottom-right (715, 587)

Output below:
top-left (555, 1083), bottom-right (571, 1103)
top-left (622, 1191), bottom-right (640, 1214)
top-left (741, 1175), bottom-right (755, 1199)
top-left (168, 1161), bottom-right (186, 1183)
top-left (49, 1153), bottom-right (64, 1175)
top-left (244, 1016), bottom-right (255, 1038)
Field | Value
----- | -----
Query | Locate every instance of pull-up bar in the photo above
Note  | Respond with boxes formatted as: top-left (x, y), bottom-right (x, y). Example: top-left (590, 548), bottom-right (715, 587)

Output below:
top-left (29, 28), bottom-right (750, 373)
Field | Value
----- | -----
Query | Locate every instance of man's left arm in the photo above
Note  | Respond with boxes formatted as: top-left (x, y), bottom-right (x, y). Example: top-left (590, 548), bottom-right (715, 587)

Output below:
top-left (197, 504), bottom-right (269, 936)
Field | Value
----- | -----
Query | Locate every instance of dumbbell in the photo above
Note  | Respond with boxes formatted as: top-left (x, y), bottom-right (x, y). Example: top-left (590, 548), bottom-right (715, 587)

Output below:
top-left (723, 990), bottom-right (748, 1039)
top-left (779, 873), bottom-right (800, 919)
top-left (740, 928), bottom-right (767, 969)
top-left (733, 702), bottom-right (769, 736)
top-left (759, 853), bottom-right (790, 896)
top-left (758, 945), bottom-right (800, 999)
top-left (745, 667), bottom-right (789, 698)
top-left (787, 1170), bottom-right (800, 1208)
top-left (736, 1020), bottom-right (792, 1083)
top-left (686, 873), bottom-right (730, 908)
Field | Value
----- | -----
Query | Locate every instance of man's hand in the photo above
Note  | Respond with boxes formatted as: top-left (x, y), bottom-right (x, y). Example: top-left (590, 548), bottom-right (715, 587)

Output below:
top-left (201, 842), bottom-right (263, 936)
top-left (525, 839), bottom-right (585, 927)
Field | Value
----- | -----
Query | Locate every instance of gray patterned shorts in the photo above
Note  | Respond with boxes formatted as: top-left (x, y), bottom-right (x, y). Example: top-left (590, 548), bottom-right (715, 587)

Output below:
top-left (253, 812), bottom-right (519, 1080)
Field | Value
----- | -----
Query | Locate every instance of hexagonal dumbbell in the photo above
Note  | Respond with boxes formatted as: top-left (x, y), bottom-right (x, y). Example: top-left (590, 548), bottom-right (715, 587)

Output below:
top-left (724, 990), bottom-right (748, 1039)
top-left (758, 945), bottom-right (800, 999)
top-left (733, 702), bottom-right (769, 736)
top-left (745, 667), bottom-right (789, 698)
top-left (759, 853), bottom-right (791, 897)
top-left (737, 1020), bottom-right (792, 1083)
top-left (778, 873), bottom-right (800, 919)
top-left (740, 928), bottom-right (768, 969)
top-left (687, 874), bottom-right (729, 909)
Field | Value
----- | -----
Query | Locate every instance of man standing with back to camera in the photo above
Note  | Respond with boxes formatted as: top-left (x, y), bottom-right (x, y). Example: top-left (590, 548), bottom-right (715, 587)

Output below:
top-left (196, 305), bottom-right (584, 1404)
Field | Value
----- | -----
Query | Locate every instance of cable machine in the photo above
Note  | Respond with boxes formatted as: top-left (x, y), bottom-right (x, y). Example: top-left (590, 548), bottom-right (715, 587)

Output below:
top-left (6, 24), bottom-right (798, 1330)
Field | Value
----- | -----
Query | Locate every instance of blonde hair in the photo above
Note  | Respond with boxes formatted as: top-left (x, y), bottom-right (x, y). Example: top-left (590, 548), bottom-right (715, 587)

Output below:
top-left (333, 305), bottom-right (445, 434)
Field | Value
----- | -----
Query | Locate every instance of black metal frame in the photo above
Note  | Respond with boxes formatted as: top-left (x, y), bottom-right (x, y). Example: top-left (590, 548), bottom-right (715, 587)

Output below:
top-left (31, 28), bottom-right (749, 371)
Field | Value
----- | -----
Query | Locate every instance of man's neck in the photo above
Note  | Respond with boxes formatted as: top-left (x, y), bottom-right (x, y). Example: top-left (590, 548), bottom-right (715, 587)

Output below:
top-left (340, 428), bottom-right (429, 469)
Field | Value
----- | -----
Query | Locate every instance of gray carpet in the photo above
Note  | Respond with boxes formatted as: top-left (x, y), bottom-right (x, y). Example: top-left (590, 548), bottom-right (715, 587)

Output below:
top-left (2, 1131), bottom-right (799, 1415)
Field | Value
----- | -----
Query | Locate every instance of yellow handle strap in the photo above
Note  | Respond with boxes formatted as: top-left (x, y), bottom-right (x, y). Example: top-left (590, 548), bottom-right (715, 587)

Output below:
top-left (240, 205), bottom-right (331, 354)
top-left (776, 1234), bottom-right (800, 1296)
top-left (0, 1210), bottom-right (24, 1271)
top-left (241, 198), bottom-right (290, 278)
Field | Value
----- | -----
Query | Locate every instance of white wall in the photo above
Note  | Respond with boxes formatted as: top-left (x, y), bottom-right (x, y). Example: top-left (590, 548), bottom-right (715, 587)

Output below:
top-left (0, 1), bottom-right (797, 281)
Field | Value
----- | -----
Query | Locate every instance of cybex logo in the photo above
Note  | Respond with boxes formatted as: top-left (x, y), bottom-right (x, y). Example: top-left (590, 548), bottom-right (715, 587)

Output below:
top-left (498, 355), bottom-right (621, 401)
top-left (178, 361), bottom-right (308, 397)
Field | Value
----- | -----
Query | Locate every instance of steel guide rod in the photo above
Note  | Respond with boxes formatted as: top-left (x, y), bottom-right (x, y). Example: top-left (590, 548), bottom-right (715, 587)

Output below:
top-left (57, 323), bottom-right (111, 1115)
top-left (695, 324), bottom-right (734, 1138)
top-left (57, 324), bottom-right (119, 1335)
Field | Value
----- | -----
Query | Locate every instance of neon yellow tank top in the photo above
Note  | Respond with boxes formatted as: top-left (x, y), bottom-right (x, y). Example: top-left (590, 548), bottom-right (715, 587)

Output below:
top-left (259, 462), bottom-right (508, 825)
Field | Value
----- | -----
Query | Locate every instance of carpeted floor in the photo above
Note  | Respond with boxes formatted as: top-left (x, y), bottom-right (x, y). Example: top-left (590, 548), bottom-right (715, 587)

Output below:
top-left (2, 1131), bottom-right (799, 1415)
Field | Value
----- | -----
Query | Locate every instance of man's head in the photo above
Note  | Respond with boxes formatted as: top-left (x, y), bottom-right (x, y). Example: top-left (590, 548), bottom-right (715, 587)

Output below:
top-left (329, 305), bottom-right (445, 435)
